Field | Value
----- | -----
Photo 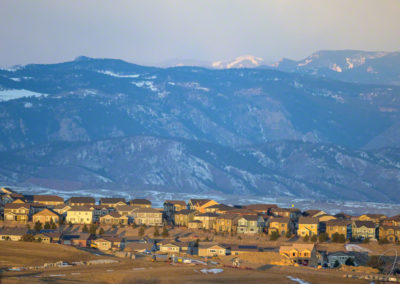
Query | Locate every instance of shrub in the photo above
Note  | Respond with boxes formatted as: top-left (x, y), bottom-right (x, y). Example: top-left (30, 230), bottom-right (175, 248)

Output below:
top-left (44, 222), bottom-right (51, 230)
top-left (21, 234), bottom-right (35, 242)
top-left (99, 227), bottom-right (105, 235)
top-left (310, 235), bottom-right (318, 242)
top-left (89, 224), bottom-right (98, 235)
top-left (34, 221), bottom-right (42, 232)
top-left (285, 231), bottom-right (292, 238)
top-left (333, 260), bottom-right (340, 268)
top-left (319, 232), bottom-right (327, 243)
top-left (269, 231), bottom-right (280, 241)
top-left (303, 235), bottom-right (310, 242)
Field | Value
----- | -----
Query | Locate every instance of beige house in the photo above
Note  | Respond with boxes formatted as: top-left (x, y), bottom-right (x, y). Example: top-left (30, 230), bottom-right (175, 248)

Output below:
top-left (100, 212), bottom-right (128, 225)
top-left (215, 214), bottom-right (240, 233)
top-left (115, 205), bottom-right (137, 217)
top-left (358, 214), bottom-right (387, 225)
top-left (297, 217), bottom-right (319, 237)
top-left (352, 221), bottom-right (376, 241)
top-left (198, 244), bottom-right (229, 257)
top-left (188, 220), bottom-right (203, 229)
top-left (279, 243), bottom-right (318, 267)
top-left (268, 217), bottom-right (293, 236)
top-left (194, 213), bottom-right (219, 230)
top-left (66, 206), bottom-right (93, 224)
top-left (32, 208), bottom-right (60, 224)
top-left (4, 203), bottom-right (31, 223)
top-left (93, 237), bottom-right (124, 251)
top-left (133, 208), bottom-right (163, 226)
top-left (0, 227), bottom-right (29, 241)
top-left (174, 209), bottom-right (196, 227)
top-left (237, 215), bottom-right (265, 234)
top-left (100, 198), bottom-right (126, 208)
top-left (159, 242), bottom-right (181, 254)
top-left (53, 203), bottom-right (71, 216)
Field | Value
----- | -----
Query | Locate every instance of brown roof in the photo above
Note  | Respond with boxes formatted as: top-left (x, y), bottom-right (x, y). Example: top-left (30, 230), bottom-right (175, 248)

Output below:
top-left (362, 214), bottom-right (387, 219)
top-left (175, 209), bottom-right (195, 215)
top-left (244, 204), bottom-right (278, 211)
top-left (271, 207), bottom-right (301, 213)
top-left (100, 198), bottom-right (126, 204)
top-left (206, 204), bottom-right (234, 211)
top-left (33, 208), bottom-right (59, 217)
top-left (353, 220), bottom-right (376, 229)
top-left (106, 212), bottom-right (123, 218)
top-left (115, 205), bottom-right (136, 211)
top-left (130, 199), bottom-right (151, 205)
top-left (325, 219), bottom-right (351, 226)
top-left (69, 206), bottom-right (93, 212)
top-left (240, 215), bottom-right (260, 221)
top-left (298, 217), bottom-right (319, 224)
top-left (190, 199), bottom-right (212, 207)
top-left (217, 213), bottom-right (241, 220)
top-left (68, 197), bottom-right (95, 204)
top-left (54, 203), bottom-right (71, 210)
top-left (196, 212), bottom-right (219, 218)
top-left (135, 208), bottom-right (161, 214)
top-left (269, 217), bottom-right (291, 223)
top-left (303, 210), bottom-right (324, 217)
top-left (387, 214), bottom-right (400, 221)
top-left (4, 203), bottom-right (30, 209)
top-left (164, 200), bottom-right (186, 206)
top-left (0, 227), bottom-right (29, 236)
top-left (33, 195), bottom-right (64, 202)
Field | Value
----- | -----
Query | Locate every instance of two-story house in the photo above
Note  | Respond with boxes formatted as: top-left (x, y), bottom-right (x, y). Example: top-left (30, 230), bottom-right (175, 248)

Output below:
top-left (193, 212), bottom-right (219, 230)
top-left (67, 197), bottom-right (95, 207)
top-left (129, 199), bottom-right (152, 208)
top-left (32, 208), bottom-right (60, 224)
top-left (66, 206), bottom-right (94, 224)
top-left (215, 213), bottom-right (240, 233)
top-left (174, 209), bottom-right (196, 227)
top-left (163, 200), bottom-right (187, 222)
top-left (297, 217), bottom-right (319, 237)
top-left (100, 212), bottom-right (128, 225)
top-left (237, 215), bottom-right (265, 234)
top-left (188, 199), bottom-right (218, 213)
top-left (33, 195), bottom-right (64, 207)
top-left (352, 221), bottom-right (377, 241)
top-left (133, 208), bottom-right (163, 226)
top-left (267, 217), bottom-right (293, 236)
top-left (4, 203), bottom-right (32, 223)
top-left (324, 219), bottom-right (352, 239)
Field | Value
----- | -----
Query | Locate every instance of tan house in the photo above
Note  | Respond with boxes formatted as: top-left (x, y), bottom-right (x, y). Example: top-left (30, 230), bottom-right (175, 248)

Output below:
top-left (379, 226), bottom-right (400, 243)
top-left (66, 206), bottom-right (93, 224)
top-left (129, 199), bottom-right (151, 208)
top-left (279, 243), bottom-right (317, 266)
top-left (358, 214), bottom-right (387, 225)
top-left (244, 204), bottom-right (278, 214)
top-left (382, 214), bottom-right (400, 227)
top-left (188, 199), bottom-right (218, 213)
top-left (159, 242), bottom-right (182, 254)
top-left (90, 205), bottom-right (110, 222)
top-left (352, 221), bottom-right (376, 241)
top-left (268, 217), bottom-right (293, 236)
top-left (32, 208), bottom-right (60, 224)
top-left (215, 214), bottom-right (240, 233)
top-left (115, 205), bottom-right (137, 217)
top-left (193, 212), bottom-right (219, 230)
top-left (33, 195), bottom-right (64, 206)
top-left (67, 197), bottom-right (95, 206)
top-left (0, 227), bottom-right (29, 241)
top-left (325, 219), bottom-right (352, 239)
top-left (133, 208), bottom-right (163, 226)
top-left (174, 209), bottom-right (196, 227)
top-left (35, 233), bottom-right (52, 244)
top-left (100, 212), bottom-right (128, 225)
top-left (188, 220), bottom-right (202, 229)
top-left (93, 236), bottom-right (124, 251)
top-left (297, 217), bottom-right (319, 237)
top-left (198, 243), bottom-right (229, 257)
top-left (53, 203), bottom-right (71, 216)
top-left (100, 198), bottom-right (126, 208)
top-left (164, 200), bottom-right (187, 222)
top-left (271, 208), bottom-right (301, 220)
top-left (230, 245), bottom-right (259, 255)
top-left (4, 203), bottom-right (31, 223)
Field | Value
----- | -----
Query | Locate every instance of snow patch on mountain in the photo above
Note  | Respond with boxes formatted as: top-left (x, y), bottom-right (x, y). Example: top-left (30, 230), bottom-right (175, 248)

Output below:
top-left (212, 55), bottom-right (265, 69)
top-left (97, 70), bottom-right (140, 78)
top-left (0, 89), bottom-right (47, 102)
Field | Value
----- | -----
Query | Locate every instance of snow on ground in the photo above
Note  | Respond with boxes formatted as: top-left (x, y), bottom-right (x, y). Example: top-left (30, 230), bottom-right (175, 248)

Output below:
top-left (345, 244), bottom-right (372, 253)
top-left (200, 268), bottom-right (223, 274)
top-left (0, 89), bottom-right (47, 102)
top-left (97, 70), bottom-right (140, 78)
top-left (287, 276), bottom-right (310, 284)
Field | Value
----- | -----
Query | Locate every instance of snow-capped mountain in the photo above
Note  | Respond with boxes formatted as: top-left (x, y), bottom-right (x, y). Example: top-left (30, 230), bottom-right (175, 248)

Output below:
top-left (211, 55), bottom-right (266, 69)
top-left (0, 56), bottom-right (399, 202)
top-left (271, 50), bottom-right (400, 85)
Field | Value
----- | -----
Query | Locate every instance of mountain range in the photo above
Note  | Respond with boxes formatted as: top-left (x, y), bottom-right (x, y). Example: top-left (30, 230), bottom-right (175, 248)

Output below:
top-left (0, 50), bottom-right (399, 202)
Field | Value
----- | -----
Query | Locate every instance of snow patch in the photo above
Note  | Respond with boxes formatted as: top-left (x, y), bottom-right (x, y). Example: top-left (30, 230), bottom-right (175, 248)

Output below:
top-left (287, 276), bottom-right (310, 284)
top-left (330, 64), bottom-right (342, 72)
top-left (200, 268), bottom-right (223, 274)
top-left (345, 244), bottom-right (371, 253)
top-left (0, 89), bottom-right (47, 102)
top-left (97, 70), bottom-right (140, 78)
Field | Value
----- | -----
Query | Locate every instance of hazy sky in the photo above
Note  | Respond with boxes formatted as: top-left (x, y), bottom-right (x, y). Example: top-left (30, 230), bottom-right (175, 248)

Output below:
top-left (1, 0), bottom-right (399, 67)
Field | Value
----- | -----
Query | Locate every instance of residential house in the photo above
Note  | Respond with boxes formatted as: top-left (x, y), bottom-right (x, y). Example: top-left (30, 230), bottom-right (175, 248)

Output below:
top-left (317, 214), bottom-right (337, 223)
top-left (188, 199), bottom-right (218, 213)
top-left (100, 212), bottom-right (128, 225)
top-left (379, 226), bottom-right (400, 243)
top-left (4, 203), bottom-right (31, 223)
top-left (237, 215), bottom-right (265, 234)
top-left (34, 233), bottom-right (52, 244)
top-left (243, 204), bottom-right (278, 214)
top-left (133, 208), bottom-right (163, 226)
top-left (115, 205), bottom-right (137, 217)
top-left (43, 231), bottom-right (62, 243)
top-left (352, 221), bottom-right (377, 241)
top-left (164, 200), bottom-right (187, 222)
top-left (100, 198), bottom-right (126, 208)
top-left (279, 244), bottom-right (318, 267)
top-left (215, 214), bottom-right (240, 233)
top-left (71, 233), bottom-right (92, 247)
top-left (204, 204), bottom-right (234, 214)
top-left (67, 197), bottom-right (95, 207)
top-left (303, 210), bottom-right (327, 218)
top-left (66, 206), bottom-right (93, 224)
top-left (327, 251), bottom-right (356, 268)
top-left (325, 219), bottom-right (352, 239)
top-left (90, 205), bottom-right (110, 222)
top-left (53, 203), bottom-right (71, 216)
top-left (174, 209), bottom-right (196, 227)
top-left (270, 208), bottom-right (301, 220)
top-left (193, 212), bottom-right (219, 230)
top-left (297, 217), bottom-right (319, 237)
top-left (358, 214), bottom-right (387, 225)
top-left (129, 199), bottom-right (151, 208)
top-left (383, 214), bottom-right (400, 227)
top-left (32, 208), bottom-right (60, 224)
top-left (188, 220), bottom-right (202, 229)
top-left (0, 227), bottom-right (29, 241)
top-left (33, 195), bottom-right (64, 207)
top-left (268, 217), bottom-right (293, 236)
top-left (198, 243), bottom-right (229, 257)
top-left (93, 236), bottom-right (124, 251)
top-left (159, 242), bottom-right (182, 254)
top-left (230, 245), bottom-right (259, 255)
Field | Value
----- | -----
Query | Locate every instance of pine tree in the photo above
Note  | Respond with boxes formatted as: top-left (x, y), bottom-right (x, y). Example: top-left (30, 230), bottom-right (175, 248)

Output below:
top-left (44, 222), bottom-right (51, 230)
top-left (89, 224), bottom-right (97, 235)
top-left (82, 224), bottom-right (89, 233)
top-left (34, 221), bottom-right (43, 232)
top-left (99, 227), bottom-right (105, 235)
top-left (162, 226), bottom-right (169, 237)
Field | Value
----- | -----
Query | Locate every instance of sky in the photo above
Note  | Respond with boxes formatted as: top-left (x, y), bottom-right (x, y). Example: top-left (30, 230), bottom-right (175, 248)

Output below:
top-left (1, 0), bottom-right (400, 67)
